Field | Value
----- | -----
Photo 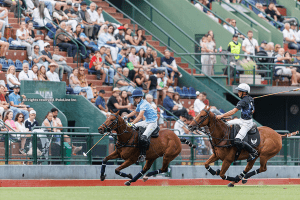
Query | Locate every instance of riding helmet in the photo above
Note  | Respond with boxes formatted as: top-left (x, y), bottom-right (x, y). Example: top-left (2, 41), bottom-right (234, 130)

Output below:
top-left (132, 89), bottom-right (143, 97)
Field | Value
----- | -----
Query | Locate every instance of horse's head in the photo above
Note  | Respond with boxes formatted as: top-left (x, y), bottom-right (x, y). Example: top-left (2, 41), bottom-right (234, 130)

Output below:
top-left (98, 110), bottom-right (121, 134)
top-left (188, 106), bottom-right (211, 131)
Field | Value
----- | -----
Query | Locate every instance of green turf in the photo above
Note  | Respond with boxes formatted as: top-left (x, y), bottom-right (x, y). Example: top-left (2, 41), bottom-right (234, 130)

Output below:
top-left (1, 185), bottom-right (300, 200)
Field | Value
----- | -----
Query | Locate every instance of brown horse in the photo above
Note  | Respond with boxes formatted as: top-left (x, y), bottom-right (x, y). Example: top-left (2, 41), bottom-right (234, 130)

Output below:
top-left (98, 111), bottom-right (182, 186)
top-left (188, 106), bottom-right (297, 187)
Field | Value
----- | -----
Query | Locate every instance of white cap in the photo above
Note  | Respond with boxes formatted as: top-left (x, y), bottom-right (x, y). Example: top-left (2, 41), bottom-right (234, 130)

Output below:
top-left (196, 91), bottom-right (200, 96)
top-left (44, 42), bottom-right (50, 47)
top-left (30, 110), bottom-right (36, 115)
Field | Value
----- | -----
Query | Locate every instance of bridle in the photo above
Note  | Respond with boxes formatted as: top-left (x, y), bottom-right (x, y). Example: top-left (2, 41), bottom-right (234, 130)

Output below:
top-left (99, 113), bottom-right (138, 149)
top-left (191, 109), bottom-right (233, 149)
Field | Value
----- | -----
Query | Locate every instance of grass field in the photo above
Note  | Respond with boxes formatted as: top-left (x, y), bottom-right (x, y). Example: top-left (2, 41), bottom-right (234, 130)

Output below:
top-left (1, 185), bottom-right (300, 200)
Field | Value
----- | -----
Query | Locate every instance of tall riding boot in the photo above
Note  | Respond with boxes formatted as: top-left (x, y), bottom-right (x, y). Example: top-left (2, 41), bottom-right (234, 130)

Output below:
top-left (96, 70), bottom-right (101, 80)
top-left (243, 141), bottom-right (258, 162)
top-left (138, 135), bottom-right (148, 162)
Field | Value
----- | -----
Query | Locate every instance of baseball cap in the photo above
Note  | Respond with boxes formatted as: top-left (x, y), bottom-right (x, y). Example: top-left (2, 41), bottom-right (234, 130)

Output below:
top-left (13, 85), bottom-right (20, 89)
top-left (74, 3), bottom-right (79, 7)
top-left (99, 89), bottom-right (105, 94)
top-left (118, 26), bottom-right (125, 30)
top-left (81, 89), bottom-right (87, 93)
top-left (67, 1), bottom-right (72, 5)
top-left (44, 42), bottom-right (50, 47)
top-left (30, 110), bottom-right (36, 115)
top-left (233, 34), bottom-right (238, 38)
top-left (81, 1), bottom-right (87, 5)
top-left (261, 40), bottom-right (267, 44)
top-left (122, 46), bottom-right (128, 50)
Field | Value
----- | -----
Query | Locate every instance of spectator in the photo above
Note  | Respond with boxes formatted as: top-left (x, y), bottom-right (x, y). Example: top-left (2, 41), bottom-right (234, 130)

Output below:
top-left (27, 21), bottom-right (46, 51)
top-left (55, 22), bottom-right (77, 58)
top-left (274, 48), bottom-right (300, 85)
top-left (25, 110), bottom-right (38, 131)
top-left (88, 4), bottom-right (101, 37)
top-left (117, 46), bottom-right (129, 68)
top-left (119, 90), bottom-right (131, 112)
top-left (144, 47), bottom-right (155, 69)
top-left (147, 69), bottom-right (158, 105)
top-left (53, 2), bottom-right (77, 31)
top-left (114, 26), bottom-right (127, 48)
top-left (4, 110), bottom-right (20, 132)
top-left (194, 0), bottom-right (204, 11)
top-left (64, 2), bottom-right (81, 24)
top-left (114, 67), bottom-right (135, 103)
top-left (33, 2), bottom-right (55, 40)
top-left (254, 3), bottom-right (269, 22)
top-left (174, 114), bottom-right (192, 136)
top-left (6, 65), bottom-right (20, 89)
top-left (223, 18), bottom-right (232, 32)
top-left (41, 43), bottom-right (63, 78)
top-left (79, 1), bottom-right (94, 40)
top-left (290, 23), bottom-right (300, 44)
top-left (107, 87), bottom-right (131, 116)
top-left (260, 40), bottom-right (268, 51)
top-left (202, 34), bottom-right (216, 76)
top-left (124, 28), bottom-right (140, 52)
top-left (134, 68), bottom-right (148, 93)
top-left (95, 89), bottom-right (109, 116)
top-left (145, 94), bottom-right (156, 109)
top-left (188, 105), bottom-right (195, 117)
top-left (52, 46), bottom-right (73, 79)
top-left (99, 46), bottom-right (113, 85)
top-left (77, 66), bottom-right (94, 100)
top-left (79, 89), bottom-right (87, 98)
top-left (242, 31), bottom-right (259, 59)
top-left (95, 6), bottom-right (109, 27)
top-left (137, 48), bottom-right (147, 70)
top-left (104, 48), bottom-right (120, 69)
top-left (0, 32), bottom-right (8, 59)
top-left (76, 24), bottom-right (98, 53)
top-left (89, 50), bottom-right (104, 80)
top-left (264, 2), bottom-right (283, 27)
top-left (46, 63), bottom-right (60, 82)
top-left (19, 63), bottom-right (37, 81)
top-left (194, 91), bottom-right (205, 115)
top-left (128, 47), bottom-right (140, 70)
top-left (3, 0), bottom-right (17, 18)
top-left (134, 29), bottom-right (147, 53)
top-left (15, 113), bottom-right (30, 155)
top-left (156, 70), bottom-right (168, 100)
top-left (31, 65), bottom-right (38, 79)
top-left (16, 21), bottom-right (32, 60)
top-left (206, 11), bottom-right (218, 23)
top-left (282, 23), bottom-right (300, 51)
top-left (38, 65), bottom-right (48, 81)
top-left (163, 87), bottom-right (188, 117)
top-left (274, 44), bottom-right (281, 55)
top-left (9, 85), bottom-right (30, 120)
top-left (202, 92), bottom-right (209, 106)
top-left (0, 7), bottom-right (8, 36)
top-left (32, 45), bottom-right (50, 71)
top-left (227, 34), bottom-right (241, 60)
top-left (173, 92), bottom-right (183, 110)
top-left (161, 49), bottom-right (182, 78)
top-left (97, 25), bottom-right (119, 62)
top-left (265, 42), bottom-right (275, 57)
top-left (0, 85), bottom-right (9, 116)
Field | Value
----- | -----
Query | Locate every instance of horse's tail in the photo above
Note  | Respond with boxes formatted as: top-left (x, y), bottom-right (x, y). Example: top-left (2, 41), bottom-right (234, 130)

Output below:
top-left (281, 131), bottom-right (299, 138)
top-left (180, 138), bottom-right (197, 148)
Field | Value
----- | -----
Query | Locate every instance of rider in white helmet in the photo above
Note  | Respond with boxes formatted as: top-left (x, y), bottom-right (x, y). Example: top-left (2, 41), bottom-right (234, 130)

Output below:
top-left (216, 83), bottom-right (258, 162)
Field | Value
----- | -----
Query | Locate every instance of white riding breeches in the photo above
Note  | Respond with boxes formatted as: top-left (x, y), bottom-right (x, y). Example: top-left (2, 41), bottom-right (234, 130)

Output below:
top-left (227, 118), bottom-right (254, 140)
top-left (135, 121), bottom-right (158, 138)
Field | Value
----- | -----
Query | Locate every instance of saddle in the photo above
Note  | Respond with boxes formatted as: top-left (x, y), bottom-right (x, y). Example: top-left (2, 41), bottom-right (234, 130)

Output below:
top-left (230, 123), bottom-right (260, 148)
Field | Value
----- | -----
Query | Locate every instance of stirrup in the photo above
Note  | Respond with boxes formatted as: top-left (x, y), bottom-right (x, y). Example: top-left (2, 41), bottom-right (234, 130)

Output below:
top-left (138, 155), bottom-right (146, 162)
top-left (247, 151), bottom-right (258, 162)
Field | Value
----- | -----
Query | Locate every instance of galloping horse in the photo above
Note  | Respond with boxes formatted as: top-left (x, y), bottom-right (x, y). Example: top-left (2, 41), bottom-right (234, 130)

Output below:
top-left (98, 111), bottom-right (182, 186)
top-left (188, 106), bottom-right (297, 187)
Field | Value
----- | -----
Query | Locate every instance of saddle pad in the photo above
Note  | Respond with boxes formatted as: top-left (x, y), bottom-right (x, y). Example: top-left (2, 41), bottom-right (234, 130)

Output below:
top-left (230, 124), bottom-right (260, 148)
top-left (137, 126), bottom-right (160, 138)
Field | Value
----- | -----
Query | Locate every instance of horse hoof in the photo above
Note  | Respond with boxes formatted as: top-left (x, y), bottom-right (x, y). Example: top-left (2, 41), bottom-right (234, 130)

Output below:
top-left (100, 174), bottom-right (106, 181)
top-left (228, 183), bottom-right (235, 187)
top-left (242, 178), bottom-right (248, 184)
top-left (128, 174), bottom-right (133, 179)
top-left (143, 175), bottom-right (149, 182)
top-left (124, 181), bottom-right (131, 186)
top-left (216, 169), bottom-right (220, 176)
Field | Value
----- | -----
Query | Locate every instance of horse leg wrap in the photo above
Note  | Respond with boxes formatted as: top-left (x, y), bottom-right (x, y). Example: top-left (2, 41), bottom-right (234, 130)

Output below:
top-left (101, 159), bottom-right (107, 176)
top-left (130, 170), bottom-right (146, 182)
top-left (146, 169), bottom-right (162, 177)
top-left (206, 166), bottom-right (217, 175)
top-left (244, 169), bottom-right (260, 179)
top-left (235, 171), bottom-right (247, 183)
top-left (115, 169), bottom-right (130, 178)
top-left (221, 175), bottom-right (236, 182)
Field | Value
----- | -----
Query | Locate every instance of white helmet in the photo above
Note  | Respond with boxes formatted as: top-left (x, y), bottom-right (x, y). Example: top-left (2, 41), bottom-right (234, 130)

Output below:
top-left (235, 83), bottom-right (250, 93)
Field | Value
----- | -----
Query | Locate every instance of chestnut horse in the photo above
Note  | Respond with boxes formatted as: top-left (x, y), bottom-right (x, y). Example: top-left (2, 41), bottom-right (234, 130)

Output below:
top-left (98, 111), bottom-right (182, 186)
top-left (188, 106), bottom-right (297, 187)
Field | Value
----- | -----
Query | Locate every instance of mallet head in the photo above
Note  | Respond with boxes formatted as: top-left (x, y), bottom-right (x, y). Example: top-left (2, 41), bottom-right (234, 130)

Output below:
top-left (83, 152), bottom-right (87, 157)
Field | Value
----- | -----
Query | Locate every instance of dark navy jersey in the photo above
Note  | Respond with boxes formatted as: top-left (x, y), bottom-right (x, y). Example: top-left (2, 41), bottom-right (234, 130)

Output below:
top-left (236, 95), bottom-right (254, 120)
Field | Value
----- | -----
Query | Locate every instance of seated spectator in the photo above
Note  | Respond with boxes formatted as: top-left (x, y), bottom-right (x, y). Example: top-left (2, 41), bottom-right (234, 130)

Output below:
top-left (99, 47), bottom-right (114, 86)
top-left (33, 2), bottom-right (55, 40)
top-left (4, 110), bottom-right (20, 132)
top-left (145, 93), bottom-right (156, 109)
top-left (55, 22), bottom-right (77, 58)
top-left (147, 69), bottom-right (158, 105)
top-left (88, 3), bottom-right (101, 37)
top-left (89, 50), bottom-right (105, 80)
top-left (76, 24), bottom-right (98, 53)
top-left (265, 42), bottom-right (275, 57)
top-left (97, 25), bottom-right (119, 62)
top-left (117, 46), bottom-right (129, 68)
top-left (173, 92), bottom-right (183, 110)
top-left (137, 48), bottom-right (147, 70)
top-left (274, 48), bottom-right (300, 85)
top-left (77, 66), bottom-right (94, 100)
top-left (105, 48), bottom-right (120, 69)
top-left (107, 87), bottom-right (131, 116)
top-left (128, 47), bottom-right (140, 70)
top-left (64, 2), bottom-right (81, 23)
top-left (260, 40), bottom-right (267, 51)
top-left (202, 92), bottom-right (209, 106)
top-left (134, 68), bottom-right (148, 93)
top-left (41, 43), bottom-right (58, 69)
top-left (144, 47), bottom-right (155, 69)
top-left (0, 7), bottom-right (8, 36)
top-left (114, 26), bottom-right (127, 48)
top-left (107, 25), bottom-right (123, 49)
top-left (119, 90), bottom-right (131, 113)
top-left (33, 45), bottom-right (51, 71)
top-left (95, 89), bottom-right (109, 116)
top-left (52, 46), bottom-right (73, 79)
top-left (254, 3), bottom-right (269, 22)
top-left (124, 28), bottom-right (141, 52)
top-left (25, 110), bottom-right (38, 131)
top-left (290, 23), bottom-right (300, 44)
top-left (188, 105), bottom-right (195, 117)
top-left (194, 91), bottom-right (205, 115)
top-left (31, 65), bottom-right (38, 79)
top-left (242, 31), bottom-right (259, 59)
top-left (207, 11), bottom-right (218, 23)
top-left (156, 70), bottom-right (168, 100)
top-left (134, 29), bottom-right (147, 53)
top-left (46, 63), bottom-right (60, 82)
top-left (53, 2), bottom-right (77, 31)
top-left (0, 33), bottom-right (8, 59)
top-left (79, 89), bottom-right (88, 98)
top-left (161, 49), bottom-right (182, 79)
top-left (27, 21), bottom-right (46, 51)
top-left (163, 87), bottom-right (188, 117)
top-left (265, 2), bottom-right (295, 28)
top-left (282, 23), bottom-right (300, 51)
top-left (274, 44), bottom-right (281, 55)
top-left (38, 65), bottom-right (48, 81)
top-left (15, 113), bottom-right (30, 155)
top-left (223, 18), bottom-right (232, 32)
top-left (114, 67), bottom-right (135, 103)
top-left (19, 63), bottom-right (37, 81)
top-left (16, 21), bottom-right (32, 60)
top-left (6, 65), bottom-right (20, 89)
top-left (95, 6), bottom-right (109, 27)
top-left (79, 1), bottom-right (94, 40)
top-left (0, 85), bottom-right (9, 116)
top-left (174, 114), bottom-right (193, 136)
top-left (9, 85), bottom-right (30, 120)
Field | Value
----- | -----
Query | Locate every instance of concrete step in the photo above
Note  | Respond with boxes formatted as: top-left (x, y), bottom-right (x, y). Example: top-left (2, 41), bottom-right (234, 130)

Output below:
top-left (95, 86), bottom-right (113, 91)
top-left (152, 46), bottom-right (167, 53)
top-left (115, 18), bottom-right (131, 25)
top-left (96, 1), bottom-right (109, 7)
top-left (147, 40), bottom-right (160, 46)
top-left (144, 35), bottom-right (152, 40)
top-left (177, 63), bottom-right (188, 68)
top-left (184, 68), bottom-right (195, 74)
top-left (110, 13), bottom-right (124, 19)
top-left (175, 57), bottom-right (181, 63)
top-left (103, 7), bottom-right (116, 13)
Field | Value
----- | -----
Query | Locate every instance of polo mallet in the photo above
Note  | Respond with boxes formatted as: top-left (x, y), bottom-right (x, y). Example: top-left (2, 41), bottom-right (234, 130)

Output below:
top-left (83, 133), bottom-right (109, 157)
top-left (253, 88), bottom-right (300, 99)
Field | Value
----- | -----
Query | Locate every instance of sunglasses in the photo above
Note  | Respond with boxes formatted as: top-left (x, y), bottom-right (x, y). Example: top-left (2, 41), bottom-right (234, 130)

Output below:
top-left (19, 116), bottom-right (24, 118)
